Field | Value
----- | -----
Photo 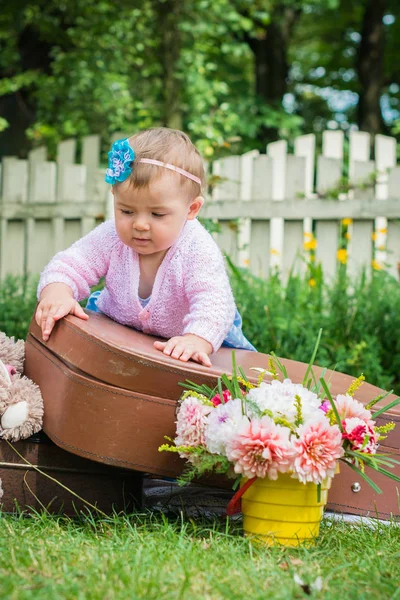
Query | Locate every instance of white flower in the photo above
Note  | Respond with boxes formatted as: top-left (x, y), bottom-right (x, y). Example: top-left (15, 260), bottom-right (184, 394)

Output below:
top-left (204, 398), bottom-right (248, 455)
top-left (247, 379), bottom-right (322, 424)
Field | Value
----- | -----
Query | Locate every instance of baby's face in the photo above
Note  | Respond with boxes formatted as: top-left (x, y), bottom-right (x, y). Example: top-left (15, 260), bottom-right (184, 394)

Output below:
top-left (113, 174), bottom-right (203, 258)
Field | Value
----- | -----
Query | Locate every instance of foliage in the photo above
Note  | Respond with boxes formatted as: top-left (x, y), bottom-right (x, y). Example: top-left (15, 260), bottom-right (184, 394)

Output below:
top-left (289, 1), bottom-right (400, 133)
top-left (1, 265), bottom-right (400, 400)
top-left (2, 0), bottom-right (398, 158)
top-left (0, 117), bottom-right (8, 132)
top-left (230, 263), bottom-right (400, 395)
top-left (0, 275), bottom-right (38, 340)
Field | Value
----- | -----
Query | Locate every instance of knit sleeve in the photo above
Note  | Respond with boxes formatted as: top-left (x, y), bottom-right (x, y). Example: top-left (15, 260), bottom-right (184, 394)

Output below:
top-left (182, 229), bottom-right (236, 352)
top-left (37, 220), bottom-right (119, 301)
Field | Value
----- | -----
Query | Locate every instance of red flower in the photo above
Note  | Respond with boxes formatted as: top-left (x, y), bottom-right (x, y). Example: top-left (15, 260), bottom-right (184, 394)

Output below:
top-left (342, 417), bottom-right (377, 454)
top-left (211, 389), bottom-right (232, 407)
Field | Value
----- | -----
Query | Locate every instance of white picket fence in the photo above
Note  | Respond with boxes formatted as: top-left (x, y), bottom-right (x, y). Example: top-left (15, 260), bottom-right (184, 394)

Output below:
top-left (0, 130), bottom-right (399, 282)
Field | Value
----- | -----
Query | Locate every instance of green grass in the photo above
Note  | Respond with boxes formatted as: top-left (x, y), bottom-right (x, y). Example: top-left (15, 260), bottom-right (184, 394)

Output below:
top-left (0, 512), bottom-right (399, 599)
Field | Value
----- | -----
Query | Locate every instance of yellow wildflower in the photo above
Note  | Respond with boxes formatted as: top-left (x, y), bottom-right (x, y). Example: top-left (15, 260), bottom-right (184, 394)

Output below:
top-left (234, 375), bottom-right (255, 390)
top-left (344, 232), bottom-right (351, 240)
top-left (268, 357), bottom-right (279, 380)
top-left (304, 239), bottom-right (317, 251)
top-left (378, 228), bottom-right (387, 234)
top-left (346, 374), bottom-right (365, 396)
top-left (308, 278), bottom-right (316, 287)
top-left (337, 248), bottom-right (347, 264)
top-left (325, 408), bottom-right (337, 426)
top-left (375, 422), bottom-right (396, 435)
top-left (270, 248), bottom-right (280, 256)
top-left (181, 390), bottom-right (212, 405)
top-left (243, 258), bottom-right (250, 266)
top-left (372, 259), bottom-right (383, 271)
top-left (342, 218), bottom-right (353, 226)
top-left (372, 232), bottom-right (377, 241)
top-left (294, 395), bottom-right (303, 426)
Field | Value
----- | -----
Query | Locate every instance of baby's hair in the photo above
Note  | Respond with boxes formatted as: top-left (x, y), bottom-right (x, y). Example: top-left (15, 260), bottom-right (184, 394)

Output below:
top-left (126, 127), bottom-right (206, 198)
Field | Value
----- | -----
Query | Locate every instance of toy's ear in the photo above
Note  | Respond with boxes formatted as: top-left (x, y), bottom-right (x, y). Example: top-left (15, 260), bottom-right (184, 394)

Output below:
top-left (0, 360), bottom-right (12, 388)
top-left (0, 333), bottom-right (25, 373)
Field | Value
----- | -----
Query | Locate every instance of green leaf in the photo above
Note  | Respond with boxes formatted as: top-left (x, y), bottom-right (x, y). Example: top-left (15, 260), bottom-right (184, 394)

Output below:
top-left (231, 351), bottom-right (243, 400)
top-left (302, 329), bottom-right (323, 387)
top-left (375, 466), bottom-right (400, 484)
top-left (179, 380), bottom-right (216, 397)
top-left (217, 376), bottom-right (225, 404)
top-left (371, 396), bottom-right (400, 419)
top-left (365, 389), bottom-right (393, 410)
top-left (320, 377), bottom-right (343, 432)
top-left (270, 351), bottom-right (288, 379)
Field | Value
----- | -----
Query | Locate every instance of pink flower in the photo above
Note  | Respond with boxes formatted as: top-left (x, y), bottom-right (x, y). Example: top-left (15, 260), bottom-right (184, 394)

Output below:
top-left (210, 389), bottom-right (232, 407)
top-left (292, 417), bottom-right (344, 484)
top-left (226, 417), bottom-right (294, 480)
top-left (342, 417), bottom-right (378, 454)
top-left (175, 396), bottom-right (212, 448)
top-left (319, 400), bottom-right (330, 414)
top-left (335, 394), bottom-right (372, 422)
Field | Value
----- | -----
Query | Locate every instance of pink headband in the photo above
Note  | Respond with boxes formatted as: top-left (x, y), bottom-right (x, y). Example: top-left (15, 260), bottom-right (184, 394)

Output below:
top-left (139, 158), bottom-right (202, 186)
top-left (105, 138), bottom-right (202, 187)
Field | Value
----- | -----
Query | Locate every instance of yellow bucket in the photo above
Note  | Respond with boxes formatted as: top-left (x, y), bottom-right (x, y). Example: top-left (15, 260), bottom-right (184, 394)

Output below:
top-left (241, 474), bottom-right (332, 547)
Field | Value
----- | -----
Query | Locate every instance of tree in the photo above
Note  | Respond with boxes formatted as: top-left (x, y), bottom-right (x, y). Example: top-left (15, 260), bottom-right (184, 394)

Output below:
top-left (289, 0), bottom-right (400, 137)
top-left (156, 0), bottom-right (183, 129)
top-left (0, 0), bottom-right (398, 160)
top-left (357, 0), bottom-right (388, 135)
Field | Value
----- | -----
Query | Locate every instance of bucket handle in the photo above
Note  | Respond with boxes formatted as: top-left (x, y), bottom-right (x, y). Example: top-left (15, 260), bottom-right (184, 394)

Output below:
top-left (226, 477), bottom-right (256, 516)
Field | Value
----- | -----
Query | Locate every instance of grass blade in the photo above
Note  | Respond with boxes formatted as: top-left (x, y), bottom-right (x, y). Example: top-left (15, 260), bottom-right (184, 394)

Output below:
top-left (374, 466), bottom-right (400, 484)
top-left (320, 377), bottom-right (343, 432)
top-left (5, 441), bottom-right (109, 517)
top-left (231, 351), bottom-right (243, 399)
top-left (179, 380), bottom-right (216, 397)
top-left (366, 389), bottom-right (394, 410)
top-left (312, 367), bottom-right (327, 396)
top-left (217, 377), bottom-right (225, 404)
top-left (270, 352), bottom-right (288, 379)
top-left (371, 396), bottom-right (400, 418)
top-left (302, 328), bottom-right (322, 387)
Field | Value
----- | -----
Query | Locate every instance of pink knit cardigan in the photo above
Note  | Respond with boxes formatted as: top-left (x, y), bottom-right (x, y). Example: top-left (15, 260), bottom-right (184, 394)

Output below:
top-left (37, 219), bottom-right (236, 351)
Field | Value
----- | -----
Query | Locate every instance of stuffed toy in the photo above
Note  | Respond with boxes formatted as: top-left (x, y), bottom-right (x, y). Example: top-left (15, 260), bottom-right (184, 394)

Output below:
top-left (0, 332), bottom-right (44, 442)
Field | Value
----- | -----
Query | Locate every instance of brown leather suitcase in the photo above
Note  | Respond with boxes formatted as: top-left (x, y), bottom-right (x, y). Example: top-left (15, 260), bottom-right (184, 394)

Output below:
top-left (0, 432), bottom-right (142, 515)
top-left (24, 311), bottom-right (400, 519)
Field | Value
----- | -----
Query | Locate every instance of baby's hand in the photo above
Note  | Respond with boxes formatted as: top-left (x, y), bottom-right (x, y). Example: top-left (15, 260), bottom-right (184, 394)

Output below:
top-left (154, 334), bottom-right (213, 367)
top-left (35, 283), bottom-right (89, 342)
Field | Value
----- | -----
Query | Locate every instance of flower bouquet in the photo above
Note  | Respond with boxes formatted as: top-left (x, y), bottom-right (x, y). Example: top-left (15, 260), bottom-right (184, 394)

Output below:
top-left (160, 336), bottom-right (400, 546)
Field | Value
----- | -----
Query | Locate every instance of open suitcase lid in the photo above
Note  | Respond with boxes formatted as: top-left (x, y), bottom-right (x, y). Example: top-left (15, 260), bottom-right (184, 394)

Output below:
top-left (28, 310), bottom-right (399, 417)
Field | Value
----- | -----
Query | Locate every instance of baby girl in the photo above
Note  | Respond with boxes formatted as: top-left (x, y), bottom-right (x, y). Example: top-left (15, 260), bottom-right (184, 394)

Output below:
top-left (36, 127), bottom-right (255, 366)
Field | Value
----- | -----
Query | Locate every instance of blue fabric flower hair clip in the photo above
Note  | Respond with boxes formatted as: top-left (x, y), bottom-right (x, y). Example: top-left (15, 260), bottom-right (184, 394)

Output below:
top-left (105, 138), bottom-right (135, 184)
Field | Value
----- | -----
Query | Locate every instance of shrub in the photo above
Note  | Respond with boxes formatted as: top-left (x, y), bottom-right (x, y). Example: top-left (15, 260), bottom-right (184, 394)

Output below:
top-left (230, 262), bottom-right (400, 395)
top-left (1, 266), bottom-right (399, 396)
top-left (0, 275), bottom-right (38, 340)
